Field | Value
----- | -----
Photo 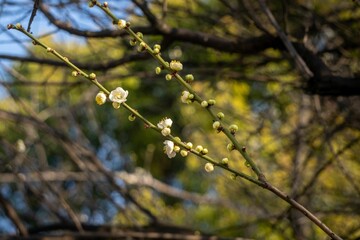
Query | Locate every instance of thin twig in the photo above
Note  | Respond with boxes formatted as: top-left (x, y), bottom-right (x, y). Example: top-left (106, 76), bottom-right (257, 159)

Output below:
top-left (27, 0), bottom-right (40, 32)
top-left (0, 192), bottom-right (28, 236)
top-left (258, 0), bottom-right (313, 79)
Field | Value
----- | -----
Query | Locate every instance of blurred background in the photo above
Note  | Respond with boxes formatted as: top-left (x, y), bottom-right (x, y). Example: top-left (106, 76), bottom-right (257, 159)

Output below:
top-left (0, 0), bottom-right (359, 239)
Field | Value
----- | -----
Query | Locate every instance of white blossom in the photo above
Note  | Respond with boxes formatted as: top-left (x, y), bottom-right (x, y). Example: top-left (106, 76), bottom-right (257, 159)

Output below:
top-left (163, 140), bottom-right (176, 158)
top-left (157, 118), bottom-right (173, 129)
top-left (109, 87), bottom-right (128, 106)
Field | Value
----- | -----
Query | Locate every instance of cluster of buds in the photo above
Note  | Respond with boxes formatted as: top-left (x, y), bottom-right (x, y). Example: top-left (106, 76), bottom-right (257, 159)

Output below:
top-left (181, 91), bottom-right (194, 104)
top-left (153, 44), bottom-right (161, 54)
top-left (157, 118), bottom-right (173, 136)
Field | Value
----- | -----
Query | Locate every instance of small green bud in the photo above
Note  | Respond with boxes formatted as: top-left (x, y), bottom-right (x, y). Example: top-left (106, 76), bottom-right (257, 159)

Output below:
top-left (46, 47), bottom-right (53, 52)
top-left (88, 0), bottom-right (95, 7)
top-left (227, 143), bottom-right (235, 151)
top-left (140, 42), bottom-right (146, 48)
top-left (201, 101), bottom-right (208, 108)
top-left (217, 112), bottom-right (225, 119)
top-left (165, 74), bottom-right (172, 81)
top-left (244, 161), bottom-right (250, 168)
top-left (155, 67), bottom-right (161, 75)
top-left (185, 74), bottom-right (194, 82)
top-left (173, 137), bottom-right (181, 143)
top-left (112, 102), bottom-right (121, 109)
top-left (154, 44), bottom-right (161, 50)
top-left (137, 45), bottom-right (145, 52)
top-left (229, 124), bottom-right (239, 134)
top-left (230, 173), bottom-right (237, 180)
top-left (186, 142), bottom-right (193, 149)
top-left (129, 39), bottom-right (136, 46)
top-left (195, 145), bottom-right (203, 152)
top-left (153, 48), bottom-right (160, 54)
top-left (128, 114), bottom-right (136, 121)
top-left (221, 158), bottom-right (229, 165)
top-left (208, 99), bottom-right (216, 106)
top-left (136, 32), bottom-right (143, 39)
top-left (188, 94), bottom-right (194, 100)
top-left (180, 150), bottom-right (188, 157)
top-left (201, 148), bottom-right (208, 155)
top-left (89, 73), bottom-right (96, 80)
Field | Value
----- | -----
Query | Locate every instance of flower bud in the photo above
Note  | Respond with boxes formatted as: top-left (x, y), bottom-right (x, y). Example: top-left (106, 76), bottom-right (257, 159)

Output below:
top-left (180, 150), bottom-right (188, 157)
top-left (16, 139), bottom-right (26, 153)
top-left (129, 39), bottom-right (136, 46)
top-left (186, 142), bottom-right (193, 149)
top-left (204, 163), bottom-right (214, 172)
top-left (155, 67), bottom-right (161, 75)
top-left (71, 71), bottom-right (79, 77)
top-left (165, 74), bottom-right (172, 81)
top-left (112, 102), bottom-right (121, 109)
top-left (229, 124), bottom-right (239, 134)
top-left (117, 19), bottom-right (127, 29)
top-left (212, 121), bottom-right (221, 130)
top-left (15, 23), bottom-right (22, 29)
top-left (136, 32), bottom-right (143, 39)
top-left (95, 91), bottom-right (107, 105)
top-left (173, 137), bottom-right (181, 143)
top-left (217, 112), bottom-right (225, 119)
top-left (174, 145), bottom-right (181, 152)
top-left (201, 148), bottom-right (208, 155)
top-left (89, 73), bottom-right (96, 80)
top-left (88, 0), bottom-right (95, 7)
top-left (185, 74), bottom-right (194, 82)
top-left (140, 42), bottom-right (146, 48)
top-left (201, 101), bottom-right (208, 108)
top-left (208, 99), bottom-right (216, 106)
top-left (161, 127), bottom-right (171, 136)
top-left (221, 158), bottom-right (229, 165)
top-left (195, 145), bottom-right (203, 152)
top-left (227, 143), bottom-right (235, 151)
top-left (169, 60), bottom-right (183, 72)
top-left (128, 114), bottom-right (136, 121)
top-left (153, 48), bottom-right (160, 54)
top-left (154, 44), bottom-right (161, 50)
